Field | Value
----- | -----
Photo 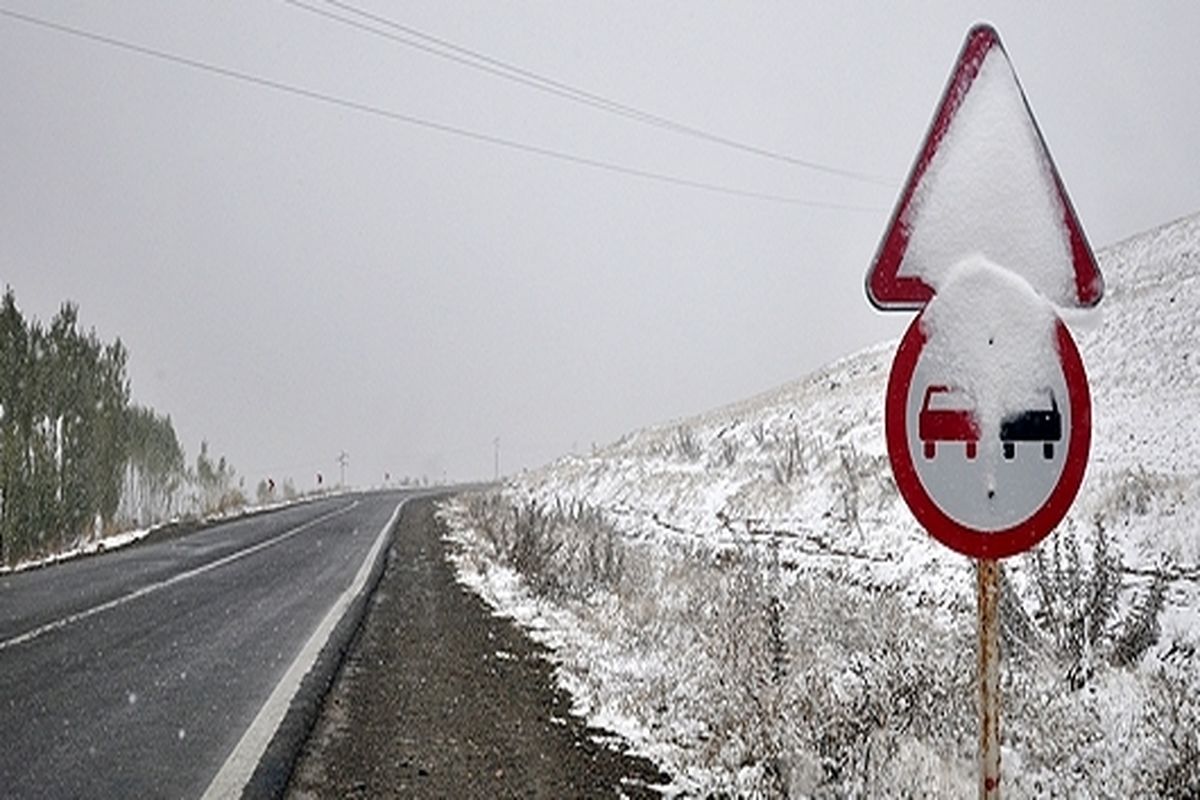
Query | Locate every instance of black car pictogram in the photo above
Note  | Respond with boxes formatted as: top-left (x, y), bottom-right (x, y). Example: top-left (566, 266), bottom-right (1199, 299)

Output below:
top-left (1000, 390), bottom-right (1062, 460)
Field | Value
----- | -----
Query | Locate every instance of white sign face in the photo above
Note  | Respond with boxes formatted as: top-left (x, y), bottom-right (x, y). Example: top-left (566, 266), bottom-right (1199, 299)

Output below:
top-left (905, 341), bottom-right (1070, 532)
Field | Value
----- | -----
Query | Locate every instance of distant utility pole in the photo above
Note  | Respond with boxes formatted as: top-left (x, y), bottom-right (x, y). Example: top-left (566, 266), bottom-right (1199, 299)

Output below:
top-left (493, 437), bottom-right (500, 481)
top-left (337, 451), bottom-right (349, 487)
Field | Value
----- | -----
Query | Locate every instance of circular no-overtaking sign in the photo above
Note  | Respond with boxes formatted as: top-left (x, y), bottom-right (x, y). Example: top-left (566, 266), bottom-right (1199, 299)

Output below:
top-left (885, 311), bottom-right (1091, 559)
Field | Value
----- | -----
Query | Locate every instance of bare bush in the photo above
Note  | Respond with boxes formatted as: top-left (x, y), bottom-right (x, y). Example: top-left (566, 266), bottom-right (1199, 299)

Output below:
top-left (1110, 569), bottom-right (1167, 669)
top-left (453, 491), bottom-right (625, 601)
top-left (633, 540), bottom-right (972, 797)
top-left (459, 491), bottom-right (511, 557)
top-left (689, 546), bottom-right (791, 794)
top-left (785, 580), bottom-right (973, 794)
top-left (553, 497), bottom-right (626, 600)
top-left (1027, 520), bottom-right (1166, 687)
top-left (1151, 665), bottom-right (1200, 798)
top-left (1110, 465), bottom-right (1160, 517)
top-left (751, 421), bottom-right (768, 448)
top-left (770, 425), bottom-right (805, 485)
top-left (718, 435), bottom-right (740, 468)
top-left (507, 499), bottom-right (562, 594)
top-left (998, 565), bottom-right (1042, 662)
top-left (835, 445), bottom-right (863, 531)
top-left (674, 426), bottom-right (702, 461)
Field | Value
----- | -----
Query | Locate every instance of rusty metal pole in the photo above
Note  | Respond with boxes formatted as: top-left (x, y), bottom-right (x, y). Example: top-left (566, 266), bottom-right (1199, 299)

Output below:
top-left (977, 557), bottom-right (1001, 799)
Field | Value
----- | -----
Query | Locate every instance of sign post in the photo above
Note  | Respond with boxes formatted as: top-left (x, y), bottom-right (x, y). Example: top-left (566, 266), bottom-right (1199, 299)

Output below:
top-left (865, 24), bottom-right (1103, 799)
top-left (977, 558), bottom-right (1000, 799)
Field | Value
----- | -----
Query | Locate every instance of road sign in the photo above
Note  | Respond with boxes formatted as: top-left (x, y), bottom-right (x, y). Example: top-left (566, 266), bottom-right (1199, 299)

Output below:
top-left (865, 25), bottom-right (1105, 797)
top-left (885, 308), bottom-right (1091, 559)
top-left (866, 24), bottom-right (1102, 559)
top-left (866, 24), bottom-right (1104, 311)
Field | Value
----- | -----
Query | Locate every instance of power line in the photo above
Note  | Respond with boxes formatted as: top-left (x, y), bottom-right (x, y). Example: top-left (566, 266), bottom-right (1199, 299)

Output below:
top-left (0, 7), bottom-right (884, 211)
top-left (286, 0), bottom-right (896, 187)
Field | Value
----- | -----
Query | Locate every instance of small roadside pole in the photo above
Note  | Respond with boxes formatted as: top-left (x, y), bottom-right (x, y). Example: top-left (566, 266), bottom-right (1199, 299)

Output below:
top-left (864, 25), bottom-right (1104, 798)
top-left (337, 450), bottom-right (349, 488)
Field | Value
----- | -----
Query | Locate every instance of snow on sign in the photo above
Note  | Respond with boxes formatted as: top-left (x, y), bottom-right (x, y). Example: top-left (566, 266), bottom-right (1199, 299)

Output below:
top-left (866, 24), bottom-right (1103, 310)
top-left (885, 257), bottom-right (1092, 558)
top-left (868, 25), bottom-right (1103, 560)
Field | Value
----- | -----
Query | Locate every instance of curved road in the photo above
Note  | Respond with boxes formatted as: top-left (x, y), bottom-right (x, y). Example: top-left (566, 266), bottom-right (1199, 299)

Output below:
top-left (0, 491), bottom-right (410, 799)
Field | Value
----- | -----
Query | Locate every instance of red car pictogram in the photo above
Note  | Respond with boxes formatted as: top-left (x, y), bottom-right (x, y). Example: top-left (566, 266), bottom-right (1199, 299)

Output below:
top-left (919, 385), bottom-right (980, 459)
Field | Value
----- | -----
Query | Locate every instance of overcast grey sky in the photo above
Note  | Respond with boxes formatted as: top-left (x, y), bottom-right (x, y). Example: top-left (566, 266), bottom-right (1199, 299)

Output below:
top-left (3, 2), bottom-right (1198, 487)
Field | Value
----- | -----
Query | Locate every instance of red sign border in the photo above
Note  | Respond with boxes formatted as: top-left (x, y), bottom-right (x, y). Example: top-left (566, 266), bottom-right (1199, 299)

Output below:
top-left (865, 23), bottom-right (1103, 311)
top-left (885, 313), bottom-right (1091, 559)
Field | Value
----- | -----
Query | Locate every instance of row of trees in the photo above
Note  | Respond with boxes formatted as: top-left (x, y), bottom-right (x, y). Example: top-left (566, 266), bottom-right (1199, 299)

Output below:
top-left (0, 288), bottom-right (239, 567)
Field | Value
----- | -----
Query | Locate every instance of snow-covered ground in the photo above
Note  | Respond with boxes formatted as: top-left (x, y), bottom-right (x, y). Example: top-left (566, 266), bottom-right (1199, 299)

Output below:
top-left (0, 492), bottom-right (341, 575)
top-left (440, 212), bottom-right (1200, 797)
top-left (0, 524), bottom-right (159, 575)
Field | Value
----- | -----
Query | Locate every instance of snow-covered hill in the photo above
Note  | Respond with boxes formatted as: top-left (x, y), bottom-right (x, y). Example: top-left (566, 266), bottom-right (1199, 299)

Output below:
top-left (441, 212), bottom-right (1200, 797)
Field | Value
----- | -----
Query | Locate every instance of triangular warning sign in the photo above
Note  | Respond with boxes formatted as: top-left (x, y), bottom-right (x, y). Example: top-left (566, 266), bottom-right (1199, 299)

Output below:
top-left (866, 24), bottom-right (1104, 310)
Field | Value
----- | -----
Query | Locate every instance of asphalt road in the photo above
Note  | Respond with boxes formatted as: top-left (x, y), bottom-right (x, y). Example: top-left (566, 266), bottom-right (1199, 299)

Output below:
top-left (0, 491), bottom-right (410, 799)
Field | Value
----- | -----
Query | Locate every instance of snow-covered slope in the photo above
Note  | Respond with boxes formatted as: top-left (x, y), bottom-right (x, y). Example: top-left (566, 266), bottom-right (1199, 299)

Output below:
top-left (504, 215), bottom-right (1190, 623)
top-left (443, 212), bottom-right (1200, 796)
top-left (518, 211), bottom-right (1200, 604)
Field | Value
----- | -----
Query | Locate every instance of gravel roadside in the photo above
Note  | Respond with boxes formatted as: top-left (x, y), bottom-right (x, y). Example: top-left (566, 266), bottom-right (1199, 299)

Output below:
top-left (285, 496), bottom-right (669, 799)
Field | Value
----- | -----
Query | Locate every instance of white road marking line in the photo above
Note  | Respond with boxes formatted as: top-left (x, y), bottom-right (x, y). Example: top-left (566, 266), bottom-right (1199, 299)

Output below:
top-left (0, 502), bottom-right (360, 653)
top-left (201, 500), bottom-right (405, 800)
